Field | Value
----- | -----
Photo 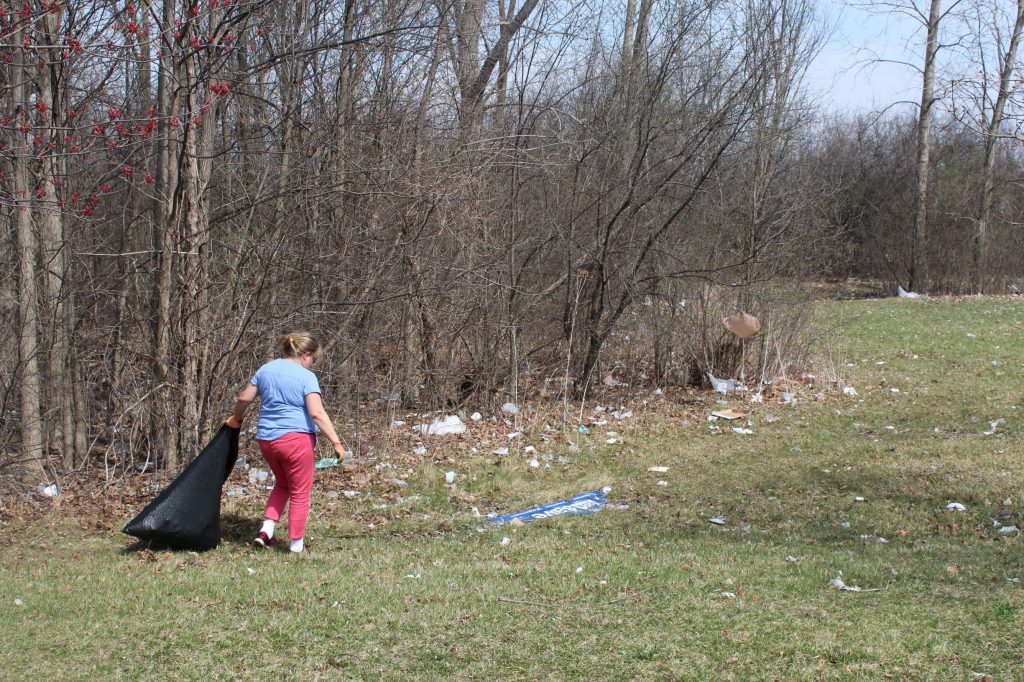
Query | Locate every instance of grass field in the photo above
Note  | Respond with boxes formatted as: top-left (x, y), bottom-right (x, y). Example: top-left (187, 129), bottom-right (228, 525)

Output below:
top-left (1, 297), bottom-right (1022, 680)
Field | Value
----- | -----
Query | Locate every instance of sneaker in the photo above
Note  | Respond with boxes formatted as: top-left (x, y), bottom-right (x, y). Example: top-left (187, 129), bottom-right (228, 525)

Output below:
top-left (252, 531), bottom-right (275, 548)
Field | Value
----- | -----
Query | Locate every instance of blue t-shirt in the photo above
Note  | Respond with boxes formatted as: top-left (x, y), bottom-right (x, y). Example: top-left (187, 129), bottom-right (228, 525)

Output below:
top-left (251, 358), bottom-right (321, 440)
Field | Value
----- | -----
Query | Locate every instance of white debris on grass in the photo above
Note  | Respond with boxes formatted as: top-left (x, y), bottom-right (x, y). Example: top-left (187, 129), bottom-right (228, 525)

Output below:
top-left (732, 427), bottom-right (753, 435)
top-left (500, 536), bottom-right (512, 546)
top-left (707, 372), bottom-right (739, 395)
top-left (854, 496), bottom-right (866, 502)
top-left (416, 415), bottom-right (467, 436)
top-left (501, 403), bottom-right (519, 416)
top-left (528, 459), bottom-right (540, 469)
top-left (444, 471), bottom-right (456, 484)
top-left (413, 446), bottom-right (427, 456)
top-left (470, 412), bottom-right (482, 421)
top-left (657, 480), bottom-right (668, 487)
top-left (648, 466), bottom-right (669, 473)
top-left (493, 447), bottom-right (509, 456)
top-left (708, 517), bottom-right (726, 525)
top-left (946, 502), bottom-right (967, 512)
top-left (896, 286), bottom-right (920, 299)
top-left (843, 386), bottom-right (858, 397)
top-left (998, 525), bottom-right (1019, 535)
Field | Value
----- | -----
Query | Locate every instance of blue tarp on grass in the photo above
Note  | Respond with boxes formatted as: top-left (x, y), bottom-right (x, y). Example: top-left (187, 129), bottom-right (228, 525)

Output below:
top-left (487, 490), bottom-right (607, 524)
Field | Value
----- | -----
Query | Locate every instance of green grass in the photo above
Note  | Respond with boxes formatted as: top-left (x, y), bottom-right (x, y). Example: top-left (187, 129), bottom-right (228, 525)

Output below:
top-left (2, 297), bottom-right (1023, 680)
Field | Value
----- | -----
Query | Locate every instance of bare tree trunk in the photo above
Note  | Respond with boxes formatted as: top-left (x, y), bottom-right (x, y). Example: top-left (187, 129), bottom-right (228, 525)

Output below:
top-left (12, 18), bottom-right (44, 481)
top-left (153, 0), bottom-right (182, 470)
top-left (911, 0), bottom-right (942, 293)
top-left (34, 1), bottom-right (82, 469)
top-left (975, 0), bottom-right (1024, 294)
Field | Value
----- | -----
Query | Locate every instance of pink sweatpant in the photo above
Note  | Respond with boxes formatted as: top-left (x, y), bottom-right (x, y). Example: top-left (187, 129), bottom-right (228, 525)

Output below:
top-left (257, 432), bottom-right (315, 540)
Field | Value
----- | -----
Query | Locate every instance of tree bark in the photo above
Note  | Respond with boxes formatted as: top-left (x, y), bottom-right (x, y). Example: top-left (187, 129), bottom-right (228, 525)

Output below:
top-left (911, 0), bottom-right (942, 293)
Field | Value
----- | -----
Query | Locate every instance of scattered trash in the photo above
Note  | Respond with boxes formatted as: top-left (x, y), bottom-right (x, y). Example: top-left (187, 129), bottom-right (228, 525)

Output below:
top-left (889, 388), bottom-right (900, 394)
top-left (764, 414), bottom-right (780, 423)
top-left (828, 574), bottom-right (879, 592)
top-left (444, 471), bottom-right (456, 484)
top-left (720, 591), bottom-right (737, 599)
top-left (391, 420), bottom-right (406, 428)
top-left (493, 447), bottom-right (509, 456)
top-left (722, 311), bottom-right (762, 338)
top-left (314, 458), bottom-right (339, 469)
top-left (945, 502), bottom-right (967, 512)
top-left (500, 536), bottom-right (512, 546)
top-left (998, 525), bottom-right (1019, 535)
top-left (470, 412), bottom-right (482, 421)
top-left (842, 386), bottom-right (858, 397)
top-left (657, 480), bottom-right (668, 487)
top-left (782, 392), bottom-right (794, 404)
top-left (404, 573), bottom-right (421, 579)
top-left (854, 496), bottom-right (866, 502)
top-left (710, 409), bottom-right (745, 420)
top-left (982, 418), bottom-right (1004, 435)
top-left (343, 490), bottom-right (358, 499)
top-left (602, 486), bottom-right (612, 493)
top-left (501, 403), bottom-right (519, 416)
top-left (577, 426), bottom-right (589, 434)
top-left (575, 566), bottom-right (584, 574)
top-left (896, 286), bottom-right (920, 299)
top-left (969, 673), bottom-right (993, 681)
top-left (413, 446), bottom-right (427, 456)
top-left (14, 598), bottom-right (24, 607)
top-left (389, 478), bottom-right (407, 488)
top-left (648, 466), bottom-right (669, 473)
top-left (416, 415), bottom-right (467, 436)
top-left (246, 567), bottom-right (256, 575)
top-left (605, 437), bottom-right (620, 444)
top-left (487, 490), bottom-right (607, 524)
top-left (708, 517), bottom-right (726, 525)
top-left (732, 427), bottom-right (753, 435)
top-left (528, 459), bottom-right (540, 469)
top-left (653, 388), bottom-right (663, 396)
top-left (248, 468), bottom-right (270, 485)
top-left (36, 483), bottom-right (59, 497)
top-left (708, 372), bottom-right (739, 395)
top-left (750, 393), bottom-right (764, 404)
top-left (611, 409), bottom-right (633, 420)
top-left (966, 332), bottom-right (976, 338)
top-left (785, 555), bottom-right (801, 563)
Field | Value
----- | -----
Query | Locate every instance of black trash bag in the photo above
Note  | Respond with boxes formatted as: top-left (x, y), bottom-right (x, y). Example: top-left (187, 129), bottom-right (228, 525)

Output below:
top-left (124, 424), bottom-right (240, 550)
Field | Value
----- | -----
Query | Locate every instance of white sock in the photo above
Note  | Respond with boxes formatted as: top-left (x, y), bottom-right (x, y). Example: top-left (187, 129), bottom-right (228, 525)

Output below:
top-left (260, 519), bottom-right (276, 537)
top-left (289, 538), bottom-right (304, 553)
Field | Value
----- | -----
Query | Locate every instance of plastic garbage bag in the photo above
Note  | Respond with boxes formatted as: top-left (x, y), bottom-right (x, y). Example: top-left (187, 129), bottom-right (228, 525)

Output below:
top-left (123, 425), bottom-right (239, 550)
top-left (707, 372), bottom-right (738, 395)
top-left (722, 311), bottom-right (761, 338)
top-left (896, 286), bottom-right (920, 299)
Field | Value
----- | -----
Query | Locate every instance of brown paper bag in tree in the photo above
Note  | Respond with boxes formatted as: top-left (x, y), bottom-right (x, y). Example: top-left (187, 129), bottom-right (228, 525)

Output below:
top-left (722, 312), bottom-right (761, 339)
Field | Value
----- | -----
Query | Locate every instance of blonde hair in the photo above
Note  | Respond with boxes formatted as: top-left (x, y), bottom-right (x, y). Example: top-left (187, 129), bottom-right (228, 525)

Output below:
top-left (276, 332), bottom-right (320, 359)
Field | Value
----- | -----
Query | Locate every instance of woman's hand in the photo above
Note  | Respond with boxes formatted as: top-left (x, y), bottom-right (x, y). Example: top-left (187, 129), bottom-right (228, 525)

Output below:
top-left (331, 440), bottom-right (346, 459)
top-left (225, 415), bottom-right (243, 429)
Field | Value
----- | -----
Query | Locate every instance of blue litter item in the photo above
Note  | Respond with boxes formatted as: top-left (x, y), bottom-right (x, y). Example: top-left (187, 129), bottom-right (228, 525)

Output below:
top-left (314, 458), bottom-right (339, 469)
top-left (487, 490), bottom-right (607, 524)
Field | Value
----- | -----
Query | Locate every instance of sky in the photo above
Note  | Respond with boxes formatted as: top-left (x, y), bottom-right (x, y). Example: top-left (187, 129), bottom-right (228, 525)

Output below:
top-left (804, 2), bottom-right (926, 114)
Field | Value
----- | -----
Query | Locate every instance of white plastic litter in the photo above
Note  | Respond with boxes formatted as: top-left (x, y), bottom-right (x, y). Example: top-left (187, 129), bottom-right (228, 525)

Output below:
top-left (37, 483), bottom-right (59, 497)
top-left (854, 496), bottom-right (866, 502)
top-left (248, 468), bottom-right (270, 484)
top-left (720, 591), bottom-right (737, 598)
top-left (470, 412), bottom-right (482, 421)
top-left (648, 466), bottom-right (669, 473)
top-left (14, 599), bottom-right (24, 607)
top-left (444, 471), bottom-right (456, 484)
top-left (657, 480), bottom-right (668, 486)
top-left (416, 415), bottom-right (467, 436)
top-left (782, 392), bottom-right (794, 404)
top-left (391, 420), bottom-right (406, 428)
top-left (343, 490), bottom-right (358, 499)
top-left (575, 566), bottom-right (583, 574)
top-left (707, 372), bottom-right (738, 395)
top-left (946, 502), bottom-right (967, 512)
top-left (998, 525), bottom-right (1019, 534)
top-left (528, 459), bottom-right (540, 469)
top-left (389, 477), bottom-right (408, 488)
top-left (709, 517), bottom-right (726, 525)
top-left (413, 446), bottom-right (427, 456)
top-left (732, 427), bottom-right (753, 435)
top-left (493, 447), bottom-right (509, 456)
top-left (500, 536), bottom-right (511, 546)
top-left (896, 286), bottom-right (920, 299)
top-left (501, 403), bottom-right (519, 416)
top-left (843, 386), bottom-right (858, 397)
